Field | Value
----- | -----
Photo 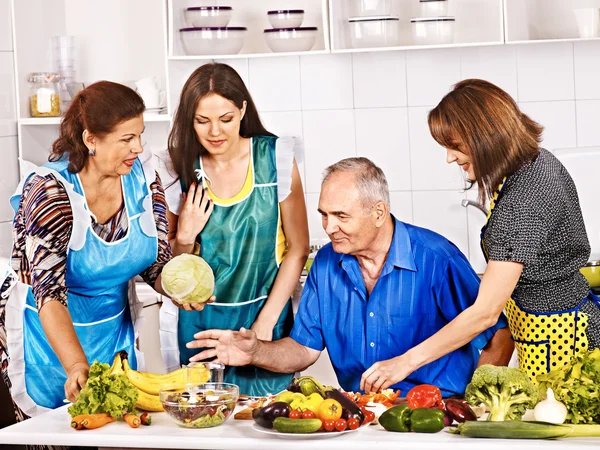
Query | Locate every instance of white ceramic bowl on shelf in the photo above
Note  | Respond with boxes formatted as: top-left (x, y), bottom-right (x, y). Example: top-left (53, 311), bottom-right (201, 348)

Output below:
top-left (349, 0), bottom-right (391, 17)
top-left (348, 16), bottom-right (400, 48)
top-left (184, 6), bottom-right (233, 28)
top-left (411, 17), bottom-right (455, 45)
top-left (573, 8), bottom-right (600, 38)
top-left (264, 27), bottom-right (317, 53)
top-left (267, 9), bottom-right (305, 29)
top-left (420, 0), bottom-right (449, 17)
top-left (180, 27), bottom-right (246, 55)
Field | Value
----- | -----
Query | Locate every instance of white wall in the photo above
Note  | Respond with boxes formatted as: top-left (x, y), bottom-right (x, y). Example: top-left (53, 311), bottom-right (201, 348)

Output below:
top-left (179, 41), bottom-right (599, 274)
top-left (0, 0), bottom-right (18, 258)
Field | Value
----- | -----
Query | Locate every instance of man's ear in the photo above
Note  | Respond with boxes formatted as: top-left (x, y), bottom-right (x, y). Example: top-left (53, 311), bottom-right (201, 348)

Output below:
top-left (374, 200), bottom-right (388, 228)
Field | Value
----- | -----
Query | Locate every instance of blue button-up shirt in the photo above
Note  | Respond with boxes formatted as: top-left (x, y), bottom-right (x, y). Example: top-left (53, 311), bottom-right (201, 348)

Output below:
top-left (290, 217), bottom-right (508, 397)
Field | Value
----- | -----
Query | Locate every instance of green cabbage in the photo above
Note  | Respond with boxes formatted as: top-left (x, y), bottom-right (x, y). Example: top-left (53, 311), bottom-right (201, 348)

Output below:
top-left (161, 254), bottom-right (215, 304)
top-left (68, 361), bottom-right (138, 419)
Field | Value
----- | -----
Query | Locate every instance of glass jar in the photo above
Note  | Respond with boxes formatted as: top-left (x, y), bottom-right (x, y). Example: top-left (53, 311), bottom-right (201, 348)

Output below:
top-left (28, 72), bottom-right (61, 117)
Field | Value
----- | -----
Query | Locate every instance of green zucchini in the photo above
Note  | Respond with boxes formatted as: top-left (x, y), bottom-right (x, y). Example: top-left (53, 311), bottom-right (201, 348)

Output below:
top-left (455, 421), bottom-right (600, 439)
top-left (273, 417), bottom-right (323, 434)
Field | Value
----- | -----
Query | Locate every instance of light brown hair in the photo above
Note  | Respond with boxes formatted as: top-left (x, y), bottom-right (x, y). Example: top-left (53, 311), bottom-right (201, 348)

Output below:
top-left (428, 79), bottom-right (543, 203)
top-left (50, 81), bottom-right (145, 173)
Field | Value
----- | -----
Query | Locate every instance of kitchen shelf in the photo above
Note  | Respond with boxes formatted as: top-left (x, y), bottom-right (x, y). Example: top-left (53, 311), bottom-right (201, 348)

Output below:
top-left (168, 49), bottom-right (330, 61)
top-left (18, 115), bottom-right (172, 126)
top-left (168, 0), bottom-right (330, 59)
top-left (329, 0), bottom-right (504, 52)
top-left (504, 0), bottom-right (598, 43)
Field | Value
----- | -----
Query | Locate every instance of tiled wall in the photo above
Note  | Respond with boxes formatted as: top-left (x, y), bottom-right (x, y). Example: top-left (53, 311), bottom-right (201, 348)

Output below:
top-left (227, 40), bottom-right (600, 273)
top-left (0, 0), bottom-right (18, 260)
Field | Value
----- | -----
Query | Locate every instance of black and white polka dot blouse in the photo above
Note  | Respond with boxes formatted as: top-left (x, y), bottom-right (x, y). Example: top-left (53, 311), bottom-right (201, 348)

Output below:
top-left (483, 148), bottom-right (591, 312)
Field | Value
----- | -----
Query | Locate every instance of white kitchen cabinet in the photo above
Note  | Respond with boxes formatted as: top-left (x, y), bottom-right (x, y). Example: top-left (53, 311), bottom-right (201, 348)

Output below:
top-left (504, 0), bottom-right (600, 43)
top-left (11, 0), bottom-right (171, 167)
top-left (168, 0), bottom-right (330, 59)
top-left (329, 0), bottom-right (504, 52)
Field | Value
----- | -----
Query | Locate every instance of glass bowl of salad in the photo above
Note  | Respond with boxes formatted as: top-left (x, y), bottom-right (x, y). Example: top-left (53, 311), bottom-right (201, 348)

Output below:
top-left (159, 382), bottom-right (239, 428)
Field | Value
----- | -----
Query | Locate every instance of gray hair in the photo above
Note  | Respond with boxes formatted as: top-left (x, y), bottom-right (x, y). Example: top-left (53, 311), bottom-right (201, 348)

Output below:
top-left (322, 157), bottom-right (390, 211)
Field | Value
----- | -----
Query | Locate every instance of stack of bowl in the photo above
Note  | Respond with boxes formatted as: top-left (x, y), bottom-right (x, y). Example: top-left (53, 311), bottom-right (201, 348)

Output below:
top-left (410, 0), bottom-right (455, 45)
top-left (347, 0), bottom-right (400, 49)
top-left (264, 9), bottom-right (318, 53)
top-left (180, 6), bottom-right (246, 55)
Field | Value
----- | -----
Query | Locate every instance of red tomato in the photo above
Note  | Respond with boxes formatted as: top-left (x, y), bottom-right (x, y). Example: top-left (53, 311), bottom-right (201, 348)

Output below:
top-left (334, 418), bottom-right (347, 432)
top-left (347, 417), bottom-right (360, 430)
top-left (363, 410), bottom-right (375, 423)
top-left (323, 419), bottom-right (336, 432)
top-left (302, 410), bottom-right (316, 419)
top-left (289, 410), bottom-right (302, 419)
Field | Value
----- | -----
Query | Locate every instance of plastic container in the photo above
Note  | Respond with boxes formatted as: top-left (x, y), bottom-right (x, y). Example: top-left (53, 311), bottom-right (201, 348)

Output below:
top-left (349, 0), bottom-right (391, 17)
top-left (264, 27), bottom-right (317, 52)
top-left (411, 17), bottom-right (455, 45)
top-left (267, 9), bottom-right (304, 29)
top-left (159, 382), bottom-right (239, 428)
top-left (184, 6), bottom-right (233, 28)
top-left (28, 72), bottom-right (61, 117)
top-left (420, 0), bottom-right (449, 17)
top-left (180, 27), bottom-right (246, 55)
top-left (348, 16), bottom-right (400, 48)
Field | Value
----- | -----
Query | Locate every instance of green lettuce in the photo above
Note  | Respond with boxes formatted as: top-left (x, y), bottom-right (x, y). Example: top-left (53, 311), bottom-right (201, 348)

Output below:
top-left (68, 361), bottom-right (138, 419)
top-left (537, 348), bottom-right (600, 424)
top-left (161, 254), bottom-right (215, 304)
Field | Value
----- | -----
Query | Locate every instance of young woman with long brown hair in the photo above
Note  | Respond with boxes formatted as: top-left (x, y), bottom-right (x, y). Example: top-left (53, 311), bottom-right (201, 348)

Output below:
top-left (424, 79), bottom-right (597, 381)
top-left (158, 63), bottom-right (309, 396)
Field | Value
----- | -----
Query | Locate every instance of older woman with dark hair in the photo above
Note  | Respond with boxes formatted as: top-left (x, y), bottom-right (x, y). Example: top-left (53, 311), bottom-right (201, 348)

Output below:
top-left (426, 79), bottom-right (598, 381)
top-left (0, 81), bottom-right (173, 423)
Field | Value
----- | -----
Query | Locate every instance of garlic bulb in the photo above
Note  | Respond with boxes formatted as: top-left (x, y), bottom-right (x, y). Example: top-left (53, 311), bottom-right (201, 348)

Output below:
top-left (533, 388), bottom-right (567, 424)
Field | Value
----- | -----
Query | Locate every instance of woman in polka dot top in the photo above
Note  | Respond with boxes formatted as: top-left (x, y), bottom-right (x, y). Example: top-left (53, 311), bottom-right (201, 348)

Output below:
top-left (426, 79), bottom-right (598, 382)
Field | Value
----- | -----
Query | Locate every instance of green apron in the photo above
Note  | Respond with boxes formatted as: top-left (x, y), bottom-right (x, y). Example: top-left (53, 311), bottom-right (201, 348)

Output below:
top-left (178, 136), bottom-right (294, 396)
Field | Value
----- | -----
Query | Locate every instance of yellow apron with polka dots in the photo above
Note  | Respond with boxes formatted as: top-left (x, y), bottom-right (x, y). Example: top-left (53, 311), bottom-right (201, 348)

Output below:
top-left (481, 179), bottom-right (590, 383)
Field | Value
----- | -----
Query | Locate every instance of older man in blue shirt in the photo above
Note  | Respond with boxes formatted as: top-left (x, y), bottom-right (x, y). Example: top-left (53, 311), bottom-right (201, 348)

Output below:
top-left (188, 158), bottom-right (513, 396)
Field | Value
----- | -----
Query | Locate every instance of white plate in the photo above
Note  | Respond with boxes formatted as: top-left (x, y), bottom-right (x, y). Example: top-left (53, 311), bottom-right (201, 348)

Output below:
top-left (251, 423), bottom-right (366, 439)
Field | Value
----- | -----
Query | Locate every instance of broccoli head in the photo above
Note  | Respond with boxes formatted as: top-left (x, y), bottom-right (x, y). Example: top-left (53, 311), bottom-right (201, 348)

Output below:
top-left (465, 364), bottom-right (539, 421)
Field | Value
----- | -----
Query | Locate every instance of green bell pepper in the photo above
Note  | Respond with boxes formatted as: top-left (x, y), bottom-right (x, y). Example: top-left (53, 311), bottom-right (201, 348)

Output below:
top-left (410, 408), bottom-right (445, 433)
top-left (379, 405), bottom-right (413, 432)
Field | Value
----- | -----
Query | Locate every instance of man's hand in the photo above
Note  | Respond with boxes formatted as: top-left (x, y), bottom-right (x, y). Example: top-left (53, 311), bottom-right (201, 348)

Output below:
top-left (64, 361), bottom-right (89, 403)
top-left (186, 327), bottom-right (259, 366)
top-left (171, 295), bottom-right (216, 312)
top-left (360, 355), bottom-right (413, 393)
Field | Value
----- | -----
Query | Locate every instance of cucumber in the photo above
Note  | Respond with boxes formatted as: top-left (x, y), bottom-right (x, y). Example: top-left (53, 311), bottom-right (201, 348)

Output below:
top-left (273, 418), bottom-right (322, 434)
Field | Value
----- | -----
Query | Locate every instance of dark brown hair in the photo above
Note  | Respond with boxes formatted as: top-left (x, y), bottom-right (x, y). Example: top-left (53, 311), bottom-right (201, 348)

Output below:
top-left (168, 63), bottom-right (274, 190)
top-left (428, 79), bottom-right (543, 203)
top-left (50, 81), bottom-right (145, 173)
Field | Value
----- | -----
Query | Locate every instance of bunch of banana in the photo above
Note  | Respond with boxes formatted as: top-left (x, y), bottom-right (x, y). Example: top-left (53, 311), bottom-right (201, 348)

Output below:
top-left (115, 353), bottom-right (210, 412)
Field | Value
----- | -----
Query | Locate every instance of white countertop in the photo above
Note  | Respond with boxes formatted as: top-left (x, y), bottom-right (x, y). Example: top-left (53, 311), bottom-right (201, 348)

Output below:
top-left (1, 405), bottom-right (600, 449)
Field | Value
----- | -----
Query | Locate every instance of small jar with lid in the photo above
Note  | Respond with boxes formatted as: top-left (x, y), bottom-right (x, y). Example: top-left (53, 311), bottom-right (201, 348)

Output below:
top-left (28, 72), bottom-right (61, 117)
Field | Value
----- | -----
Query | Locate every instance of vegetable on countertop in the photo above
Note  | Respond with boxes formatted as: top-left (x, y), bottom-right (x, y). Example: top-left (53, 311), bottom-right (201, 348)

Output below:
top-left (124, 413), bottom-right (140, 428)
top-left (445, 398), bottom-right (477, 423)
top-left (533, 388), bottom-right (567, 424)
top-left (379, 405), bottom-right (412, 432)
top-left (410, 408), bottom-right (446, 433)
top-left (537, 348), bottom-right (600, 424)
top-left (68, 356), bottom-right (138, 420)
top-left (454, 420), bottom-right (600, 439)
top-left (406, 384), bottom-right (443, 410)
top-left (140, 412), bottom-right (152, 426)
top-left (465, 364), bottom-right (539, 421)
top-left (252, 402), bottom-right (290, 429)
top-left (70, 413), bottom-right (115, 430)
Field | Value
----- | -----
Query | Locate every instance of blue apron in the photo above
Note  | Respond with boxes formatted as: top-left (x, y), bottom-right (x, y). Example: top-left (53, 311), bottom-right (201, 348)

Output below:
top-left (6, 156), bottom-right (157, 414)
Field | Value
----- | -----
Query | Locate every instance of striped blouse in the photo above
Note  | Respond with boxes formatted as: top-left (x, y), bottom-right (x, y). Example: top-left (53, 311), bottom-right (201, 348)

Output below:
top-left (10, 171), bottom-right (172, 310)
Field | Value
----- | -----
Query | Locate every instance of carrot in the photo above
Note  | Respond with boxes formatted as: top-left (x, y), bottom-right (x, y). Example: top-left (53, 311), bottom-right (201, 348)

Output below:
top-left (124, 413), bottom-right (141, 428)
top-left (78, 413), bottom-right (115, 430)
